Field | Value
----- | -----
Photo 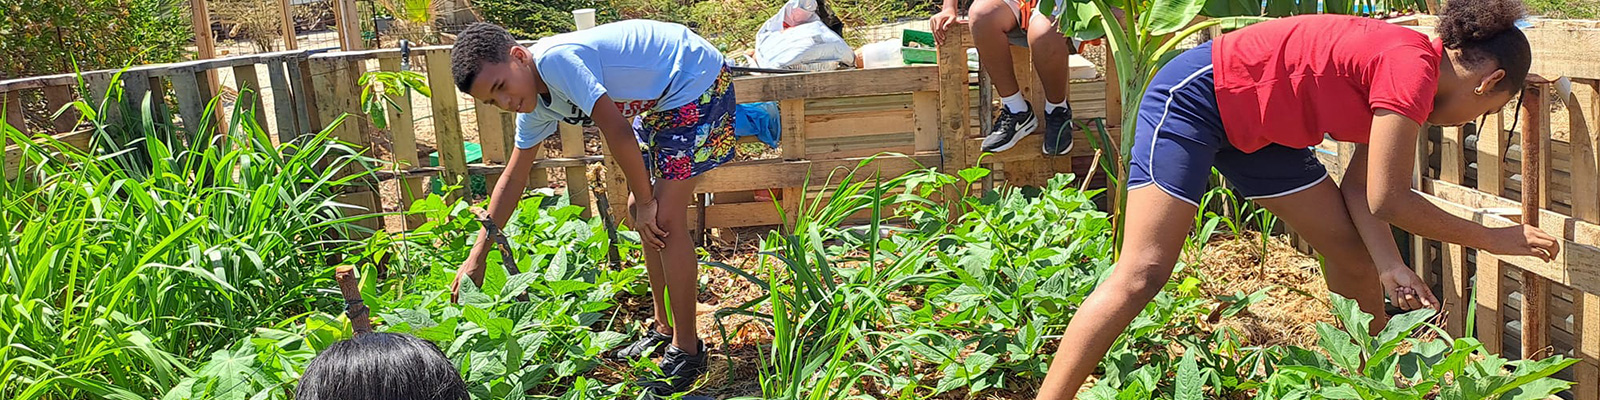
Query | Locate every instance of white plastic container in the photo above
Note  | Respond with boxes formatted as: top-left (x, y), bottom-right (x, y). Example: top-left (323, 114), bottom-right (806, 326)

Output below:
top-left (573, 9), bottom-right (597, 30)
top-left (859, 39), bottom-right (906, 69)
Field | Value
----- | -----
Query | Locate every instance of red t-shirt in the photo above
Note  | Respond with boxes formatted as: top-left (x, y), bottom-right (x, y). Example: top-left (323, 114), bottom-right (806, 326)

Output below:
top-left (1212, 15), bottom-right (1443, 153)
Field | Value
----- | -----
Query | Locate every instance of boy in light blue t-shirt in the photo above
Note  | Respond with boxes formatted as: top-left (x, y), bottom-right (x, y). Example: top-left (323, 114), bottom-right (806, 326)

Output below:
top-left (447, 20), bottom-right (735, 396)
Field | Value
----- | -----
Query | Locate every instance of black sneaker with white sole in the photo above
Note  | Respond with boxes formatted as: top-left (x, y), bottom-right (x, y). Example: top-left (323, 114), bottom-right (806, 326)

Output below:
top-left (980, 104), bottom-right (1038, 152)
top-left (640, 341), bottom-right (707, 397)
top-left (613, 328), bottom-right (671, 360)
top-left (1042, 106), bottom-right (1074, 155)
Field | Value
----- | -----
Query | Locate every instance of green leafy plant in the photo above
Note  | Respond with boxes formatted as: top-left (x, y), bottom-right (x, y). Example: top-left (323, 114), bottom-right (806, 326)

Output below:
top-left (359, 70), bottom-right (431, 132)
top-left (1254, 294), bottom-right (1579, 400)
top-left (1, 76), bottom-right (382, 399)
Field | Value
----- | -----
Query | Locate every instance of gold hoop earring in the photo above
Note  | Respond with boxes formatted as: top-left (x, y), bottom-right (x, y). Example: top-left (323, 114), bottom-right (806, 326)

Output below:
top-left (1474, 89), bottom-right (1485, 96)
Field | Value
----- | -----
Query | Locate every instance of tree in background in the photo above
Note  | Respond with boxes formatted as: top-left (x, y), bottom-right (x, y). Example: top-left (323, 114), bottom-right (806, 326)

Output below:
top-left (1, 0), bottom-right (192, 78)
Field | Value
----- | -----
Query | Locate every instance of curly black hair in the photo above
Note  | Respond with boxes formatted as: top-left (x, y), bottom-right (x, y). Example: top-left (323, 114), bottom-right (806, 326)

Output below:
top-left (451, 22), bottom-right (519, 94)
top-left (295, 333), bottom-right (468, 400)
top-left (1438, 0), bottom-right (1531, 94)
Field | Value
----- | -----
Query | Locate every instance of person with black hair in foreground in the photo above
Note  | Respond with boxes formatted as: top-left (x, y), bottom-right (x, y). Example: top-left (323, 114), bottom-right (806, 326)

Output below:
top-left (296, 333), bottom-right (469, 400)
top-left (1032, 0), bottom-right (1561, 397)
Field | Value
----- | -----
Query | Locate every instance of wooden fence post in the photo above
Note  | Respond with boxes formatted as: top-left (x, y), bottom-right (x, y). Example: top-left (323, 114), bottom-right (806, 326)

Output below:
top-left (938, 23), bottom-right (971, 219)
top-left (780, 99), bottom-right (807, 230)
top-left (1576, 79), bottom-right (1600, 400)
top-left (560, 123), bottom-right (591, 217)
top-left (424, 49), bottom-right (468, 201)
top-left (1476, 110), bottom-right (1507, 353)
top-left (379, 55), bottom-right (427, 229)
top-left (1520, 82), bottom-right (1550, 360)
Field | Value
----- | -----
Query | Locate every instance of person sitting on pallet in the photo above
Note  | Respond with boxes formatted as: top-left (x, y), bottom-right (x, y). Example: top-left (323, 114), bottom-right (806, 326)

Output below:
top-left (1030, 0), bottom-right (1563, 397)
top-left (447, 20), bottom-right (737, 396)
top-left (929, 0), bottom-right (1080, 154)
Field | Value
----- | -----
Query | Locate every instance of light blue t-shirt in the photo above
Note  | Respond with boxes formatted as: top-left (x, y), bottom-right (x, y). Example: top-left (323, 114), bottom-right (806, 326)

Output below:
top-left (514, 19), bottom-right (725, 149)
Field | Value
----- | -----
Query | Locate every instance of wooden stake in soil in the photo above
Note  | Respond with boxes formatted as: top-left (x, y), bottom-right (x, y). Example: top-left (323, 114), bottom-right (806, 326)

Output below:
top-left (334, 265), bottom-right (373, 335)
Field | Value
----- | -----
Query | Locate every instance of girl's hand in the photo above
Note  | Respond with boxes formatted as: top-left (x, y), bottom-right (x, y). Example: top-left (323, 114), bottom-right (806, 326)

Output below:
top-left (1379, 265), bottom-right (1438, 311)
top-left (1485, 225), bottom-right (1560, 261)
top-left (629, 193), bottom-right (668, 249)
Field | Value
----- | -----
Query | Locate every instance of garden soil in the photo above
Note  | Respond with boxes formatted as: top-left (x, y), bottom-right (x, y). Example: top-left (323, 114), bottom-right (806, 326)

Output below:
top-left (593, 231), bottom-right (1338, 398)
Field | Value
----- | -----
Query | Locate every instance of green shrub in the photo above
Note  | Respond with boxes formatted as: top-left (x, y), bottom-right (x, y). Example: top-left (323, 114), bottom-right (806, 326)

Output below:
top-left (0, 0), bottom-right (191, 78)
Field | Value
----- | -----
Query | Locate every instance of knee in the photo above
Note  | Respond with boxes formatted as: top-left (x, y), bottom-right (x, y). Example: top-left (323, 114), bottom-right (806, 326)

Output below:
top-left (653, 206), bottom-right (688, 231)
top-left (1110, 258), bottom-right (1176, 301)
top-left (968, 0), bottom-right (1012, 31)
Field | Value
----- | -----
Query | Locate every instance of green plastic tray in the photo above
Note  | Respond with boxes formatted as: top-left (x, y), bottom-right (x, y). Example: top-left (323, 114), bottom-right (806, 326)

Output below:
top-left (902, 29), bottom-right (937, 65)
top-left (429, 142), bottom-right (489, 196)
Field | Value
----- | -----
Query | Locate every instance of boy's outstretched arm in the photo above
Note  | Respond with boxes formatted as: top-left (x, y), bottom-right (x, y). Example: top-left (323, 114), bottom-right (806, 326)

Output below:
top-left (589, 93), bottom-right (668, 249)
top-left (451, 144), bottom-right (535, 301)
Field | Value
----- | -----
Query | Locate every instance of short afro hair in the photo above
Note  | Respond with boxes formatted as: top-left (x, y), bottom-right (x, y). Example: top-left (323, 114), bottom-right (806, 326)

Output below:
top-left (451, 23), bottom-right (519, 94)
top-left (1438, 0), bottom-right (1531, 94)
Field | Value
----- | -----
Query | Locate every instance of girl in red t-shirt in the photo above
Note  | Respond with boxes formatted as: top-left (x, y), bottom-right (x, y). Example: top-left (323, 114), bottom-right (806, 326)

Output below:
top-left (1034, 0), bottom-right (1560, 396)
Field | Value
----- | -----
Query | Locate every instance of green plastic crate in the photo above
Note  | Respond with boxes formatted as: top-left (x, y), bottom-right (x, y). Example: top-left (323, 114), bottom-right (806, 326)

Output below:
top-left (902, 29), bottom-right (937, 65)
top-left (429, 142), bottom-right (489, 196)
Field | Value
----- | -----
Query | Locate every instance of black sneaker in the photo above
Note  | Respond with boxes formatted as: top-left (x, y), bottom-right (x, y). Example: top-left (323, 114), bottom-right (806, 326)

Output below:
top-left (640, 341), bottom-right (708, 397)
top-left (613, 328), bottom-right (672, 360)
top-left (980, 104), bottom-right (1038, 152)
top-left (1042, 106), bottom-right (1074, 155)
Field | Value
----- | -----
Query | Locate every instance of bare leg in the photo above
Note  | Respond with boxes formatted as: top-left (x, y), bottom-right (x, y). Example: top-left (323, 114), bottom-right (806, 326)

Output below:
top-left (970, 0), bottom-right (1023, 98)
top-left (1252, 179), bottom-right (1391, 331)
top-left (653, 176), bottom-right (704, 353)
top-left (642, 228), bottom-right (673, 336)
top-left (1026, 12), bottom-right (1073, 105)
top-left (1034, 185), bottom-right (1197, 399)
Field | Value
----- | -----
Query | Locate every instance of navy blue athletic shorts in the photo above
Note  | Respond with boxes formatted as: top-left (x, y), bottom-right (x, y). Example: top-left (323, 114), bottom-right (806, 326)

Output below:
top-left (1127, 41), bottom-right (1329, 207)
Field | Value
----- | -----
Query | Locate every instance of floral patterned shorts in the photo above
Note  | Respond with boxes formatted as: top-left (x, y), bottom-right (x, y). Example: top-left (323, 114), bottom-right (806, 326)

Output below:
top-left (634, 66), bottom-right (737, 180)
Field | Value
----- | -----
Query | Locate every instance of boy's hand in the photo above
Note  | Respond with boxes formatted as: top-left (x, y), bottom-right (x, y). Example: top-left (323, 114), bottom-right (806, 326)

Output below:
top-left (1378, 264), bottom-right (1438, 311)
top-left (629, 193), bottom-right (668, 249)
top-left (1485, 225), bottom-right (1560, 262)
top-left (930, 8), bottom-right (959, 44)
top-left (450, 257), bottom-right (486, 303)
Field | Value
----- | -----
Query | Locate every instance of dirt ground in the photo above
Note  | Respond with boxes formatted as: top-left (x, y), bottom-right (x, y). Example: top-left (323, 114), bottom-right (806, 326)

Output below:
top-left (580, 229), bottom-right (1337, 398)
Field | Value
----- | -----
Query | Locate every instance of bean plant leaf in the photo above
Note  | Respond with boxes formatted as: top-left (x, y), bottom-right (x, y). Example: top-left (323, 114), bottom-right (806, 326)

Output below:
top-left (1175, 350), bottom-right (1203, 400)
top-left (1315, 322), bottom-right (1361, 372)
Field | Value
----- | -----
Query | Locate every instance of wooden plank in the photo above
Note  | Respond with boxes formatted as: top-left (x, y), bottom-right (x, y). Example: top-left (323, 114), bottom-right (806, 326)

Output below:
top-left (804, 109), bottom-right (915, 140)
top-left (939, 23), bottom-right (972, 213)
top-left (697, 154), bottom-right (939, 195)
top-left (2, 91), bottom-right (25, 135)
top-left (1525, 27), bottom-right (1600, 81)
top-left (963, 130), bottom-right (1101, 164)
top-left (170, 71), bottom-right (209, 139)
top-left (378, 56), bottom-right (425, 229)
top-left (475, 98), bottom-right (507, 186)
top-left (4, 129), bottom-right (93, 180)
top-left (913, 91), bottom-right (939, 152)
top-left (560, 123), bottom-right (591, 217)
top-left (83, 73), bottom-right (120, 125)
top-left (1422, 179), bottom-right (1600, 299)
top-left (232, 64), bottom-right (269, 130)
top-left (1443, 242), bottom-right (1469, 338)
top-left (695, 201), bottom-right (783, 228)
top-left (1522, 81), bottom-right (1551, 360)
top-left (333, 0), bottom-right (365, 51)
top-left (267, 60), bottom-right (297, 143)
top-left (424, 49), bottom-right (468, 200)
top-left (1479, 253), bottom-right (1506, 353)
top-left (1482, 111), bottom-right (1506, 196)
top-left (1579, 289), bottom-right (1600, 400)
top-left (308, 60), bottom-right (342, 141)
top-left (1442, 126), bottom-right (1465, 184)
top-left (41, 85), bottom-right (78, 133)
top-left (1571, 82), bottom-right (1599, 223)
top-left (807, 94), bottom-right (912, 114)
top-left (279, 0), bottom-right (297, 51)
top-left (733, 66), bottom-right (939, 104)
top-left (780, 98), bottom-right (806, 229)
top-left (1414, 126), bottom-right (1431, 285)
top-left (292, 59), bottom-right (317, 133)
top-left (188, 0), bottom-right (220, 102)
top-left (807, 135), bottom-right (916, 160)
